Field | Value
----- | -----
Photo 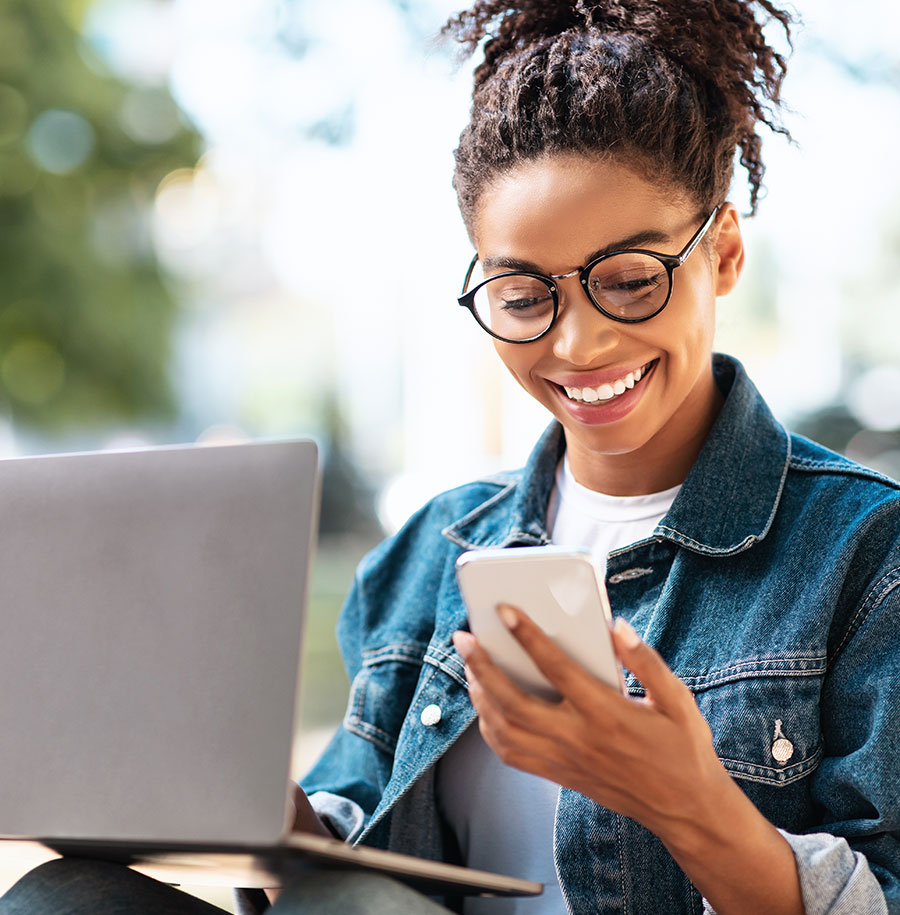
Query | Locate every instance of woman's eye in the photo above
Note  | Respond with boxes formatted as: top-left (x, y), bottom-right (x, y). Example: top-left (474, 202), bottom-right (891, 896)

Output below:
top-left (592, 272), bottom-right (663, 298)
top-left (500, 294), bottom-right (551, 312)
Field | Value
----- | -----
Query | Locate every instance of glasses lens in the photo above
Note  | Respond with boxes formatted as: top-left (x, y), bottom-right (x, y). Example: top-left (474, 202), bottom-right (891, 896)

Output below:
top-left (470, 273), bottom-right (556, 341)
top-left (586, 254), bottom-right (671, 320)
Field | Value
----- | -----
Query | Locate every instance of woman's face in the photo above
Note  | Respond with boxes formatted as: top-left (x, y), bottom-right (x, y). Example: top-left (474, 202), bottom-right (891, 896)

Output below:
top-left (472, 154), bottom-right (744, 495)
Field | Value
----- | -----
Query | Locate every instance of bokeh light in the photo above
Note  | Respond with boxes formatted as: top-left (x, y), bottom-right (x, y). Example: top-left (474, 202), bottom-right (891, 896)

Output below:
top-left (27, 110), bottom-right (95, 174)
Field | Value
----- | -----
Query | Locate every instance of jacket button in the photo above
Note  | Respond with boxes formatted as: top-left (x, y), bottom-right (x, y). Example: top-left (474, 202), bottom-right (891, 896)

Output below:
top-left (771, 719), bottom-right (794, 764)
top-left (420, 704), bottom-right (442, 727)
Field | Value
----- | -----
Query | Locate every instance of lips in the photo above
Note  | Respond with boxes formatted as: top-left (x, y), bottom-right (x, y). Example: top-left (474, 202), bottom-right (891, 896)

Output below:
top-left (561, 361), bottom-right (656, 404)
top-left (546, 358), bottom-right (658, 427)
top-left (555, 359), bottom-right (658, 405)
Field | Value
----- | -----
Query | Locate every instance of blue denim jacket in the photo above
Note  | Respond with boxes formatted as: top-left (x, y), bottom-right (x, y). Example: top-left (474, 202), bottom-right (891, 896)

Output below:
top-left (302, 354), bottom-right (900, 915)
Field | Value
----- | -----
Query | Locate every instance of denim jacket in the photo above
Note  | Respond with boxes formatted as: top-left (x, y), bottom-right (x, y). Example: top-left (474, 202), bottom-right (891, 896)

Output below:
top-left (302, 354), bottom-right (900, 915)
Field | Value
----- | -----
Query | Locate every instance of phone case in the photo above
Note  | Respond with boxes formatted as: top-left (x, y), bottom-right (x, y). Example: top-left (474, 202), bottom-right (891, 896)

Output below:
top-left (455, 546), bottom-right (624, 701)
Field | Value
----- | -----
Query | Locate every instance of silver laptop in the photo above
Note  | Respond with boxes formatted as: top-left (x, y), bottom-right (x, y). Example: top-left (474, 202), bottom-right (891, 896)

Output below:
top-left (0, 440), bottom-right (540, 898)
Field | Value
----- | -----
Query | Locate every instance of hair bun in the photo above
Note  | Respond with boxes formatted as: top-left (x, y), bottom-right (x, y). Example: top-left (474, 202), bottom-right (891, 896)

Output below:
top-left (445, 0), bottom-right (795, 217)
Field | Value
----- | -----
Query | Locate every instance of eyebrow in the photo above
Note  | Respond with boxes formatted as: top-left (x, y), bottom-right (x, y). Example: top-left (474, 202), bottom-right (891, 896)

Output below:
top-left (481, 228), bottom-right (673, 273)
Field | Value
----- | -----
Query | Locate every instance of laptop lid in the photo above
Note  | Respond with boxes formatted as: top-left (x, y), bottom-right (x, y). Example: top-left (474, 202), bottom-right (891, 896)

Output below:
top-left (0, 439), bottom-right (318, 846)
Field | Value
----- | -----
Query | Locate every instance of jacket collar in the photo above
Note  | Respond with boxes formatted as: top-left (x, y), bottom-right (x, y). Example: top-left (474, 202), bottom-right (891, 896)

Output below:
top-left (443, 354), bottom-right (791, 557)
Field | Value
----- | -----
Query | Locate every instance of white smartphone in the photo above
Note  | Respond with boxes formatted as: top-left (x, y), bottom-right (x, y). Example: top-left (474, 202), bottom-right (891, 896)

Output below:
top-left (455, 545), bottom-right (625, 701)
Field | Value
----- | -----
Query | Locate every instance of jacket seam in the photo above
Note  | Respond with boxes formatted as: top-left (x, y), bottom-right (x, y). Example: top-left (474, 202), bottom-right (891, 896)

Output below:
top-left (423, 649), bottom-right (468, 690)
top-left (628, 667), bottom-right (826, 698)
top-left (721, 743), bottom-right (823, 785)
top-left (788, 457), bottom-right (900, 489)
top-left (625, 656), bottom-right (827, 695)
top-left (683, 655), bottom-right (827, 678)
top-left (608, 535), bottom-right (661, 559)
top-left (686, 666), bottom-right (826, 692)
top-left (655, 528), bottom-right (757, 555)
top-left (361, 643), bottom-right (429, 666)
top-left (614, 813), bottom-right (629, 915)
top-left (345, 645), bottom-right (432, 755)
top-left (656, 428), bottom-right (791, 556)
top-left (344, 716), bottom-right (397, 755)
top-left (440, 481), bottom-right (518, 547)
top-left (832, 566), bottom-right (900, 663)
top-left (357, 666), bottom-right (442, 843)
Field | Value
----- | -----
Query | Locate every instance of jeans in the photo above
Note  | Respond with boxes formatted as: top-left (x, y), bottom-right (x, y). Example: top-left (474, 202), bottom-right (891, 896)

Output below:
top-left (0, 859), bottom-right (452, 915)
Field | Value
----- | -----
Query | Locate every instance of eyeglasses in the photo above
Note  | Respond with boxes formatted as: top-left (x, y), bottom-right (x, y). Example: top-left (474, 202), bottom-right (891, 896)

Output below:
top-left (458, 207), bottom-right (720, 343)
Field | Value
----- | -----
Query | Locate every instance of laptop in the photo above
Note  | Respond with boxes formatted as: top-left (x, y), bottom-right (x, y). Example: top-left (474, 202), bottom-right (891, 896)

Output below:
top-left (0, 440), bottom-right (540, 898)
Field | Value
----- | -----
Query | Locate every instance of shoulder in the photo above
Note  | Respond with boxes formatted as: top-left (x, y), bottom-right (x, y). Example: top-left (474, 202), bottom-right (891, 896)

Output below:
top-left (354, 470), bottom-right (524, 591)
top-left (785, 432), bottom-right (900, 526)
top-left (780, 434), bottom-right (900, 650)
top-left (336, 468), bottom-right (528, 655)
top-left (788, 433), bottom-right (900, 492)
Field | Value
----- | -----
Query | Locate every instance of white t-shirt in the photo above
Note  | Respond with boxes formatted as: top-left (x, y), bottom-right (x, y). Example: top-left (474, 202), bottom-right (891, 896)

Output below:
top-left (547, 454), bottom-right (682, 578)
top-left (436, 457), bottom-right (680, 913)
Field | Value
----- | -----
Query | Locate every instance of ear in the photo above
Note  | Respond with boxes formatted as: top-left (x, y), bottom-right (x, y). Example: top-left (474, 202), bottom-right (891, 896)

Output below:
top-left (712, 203), bottom-right (744, 297)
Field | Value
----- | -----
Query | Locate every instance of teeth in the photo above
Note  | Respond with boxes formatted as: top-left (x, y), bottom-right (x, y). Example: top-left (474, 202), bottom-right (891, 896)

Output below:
top-left (563, 362), bottom-right (652, 404)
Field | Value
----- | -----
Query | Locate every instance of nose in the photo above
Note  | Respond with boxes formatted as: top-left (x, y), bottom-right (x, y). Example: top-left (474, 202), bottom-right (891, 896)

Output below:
top-left (550, 276), bottom-right (622, 365)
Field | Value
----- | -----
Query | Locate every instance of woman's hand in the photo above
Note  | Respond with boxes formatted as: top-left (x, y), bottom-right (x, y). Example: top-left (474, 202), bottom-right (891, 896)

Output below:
top-left (289, 782), bottom-right (332, 837)
top-left (452, 607), bottom-right (724, 841)
top-left (452, 606), bottom-right (804, 915)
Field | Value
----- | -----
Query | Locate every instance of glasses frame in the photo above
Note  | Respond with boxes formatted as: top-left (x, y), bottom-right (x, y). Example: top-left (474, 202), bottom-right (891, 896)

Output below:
top-left (458, 206), bottom-right (721, 343)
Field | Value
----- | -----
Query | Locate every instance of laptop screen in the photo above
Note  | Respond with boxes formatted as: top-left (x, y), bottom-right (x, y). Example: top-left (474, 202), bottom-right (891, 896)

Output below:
top-left (0, 439), bottom-right (318, 845)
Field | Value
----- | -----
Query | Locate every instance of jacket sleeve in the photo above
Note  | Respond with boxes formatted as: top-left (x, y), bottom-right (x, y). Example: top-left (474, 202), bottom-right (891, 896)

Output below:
top-left (787, 560), bottom-right (900, 914)
top-left (702, 562), bottom-right (900, 915)
top-left (297, 493), bottom-right (461, 844)
top-left (298, 553), bottom-right (392, 843)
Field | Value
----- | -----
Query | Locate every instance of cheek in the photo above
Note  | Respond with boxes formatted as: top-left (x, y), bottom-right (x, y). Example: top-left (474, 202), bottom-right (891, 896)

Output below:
top-left (657, 284), bottom-right (717, 359)
top-left (493, 341), bottom-right (539, 389)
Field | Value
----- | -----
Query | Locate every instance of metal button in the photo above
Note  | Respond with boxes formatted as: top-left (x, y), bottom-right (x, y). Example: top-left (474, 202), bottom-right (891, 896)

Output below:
top-left (420, 704), bottom-right (442, 727)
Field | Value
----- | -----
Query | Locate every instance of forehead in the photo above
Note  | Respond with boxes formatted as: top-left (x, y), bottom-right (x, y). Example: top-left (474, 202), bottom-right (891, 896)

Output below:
top-left (473, 154), bottom-right (693, 268)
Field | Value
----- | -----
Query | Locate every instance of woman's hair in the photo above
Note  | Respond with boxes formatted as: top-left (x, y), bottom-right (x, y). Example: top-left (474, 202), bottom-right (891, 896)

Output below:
top-left (443, 0), bottom-right (794, 230)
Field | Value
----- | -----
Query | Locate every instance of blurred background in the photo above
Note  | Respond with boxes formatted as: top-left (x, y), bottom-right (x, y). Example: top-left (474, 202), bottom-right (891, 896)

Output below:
top-left (0, 1), bottom-right (898, 903)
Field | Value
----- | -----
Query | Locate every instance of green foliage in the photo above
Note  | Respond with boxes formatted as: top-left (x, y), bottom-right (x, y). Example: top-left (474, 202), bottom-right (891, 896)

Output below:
top-left (0, 0), bottom-right (201, 432)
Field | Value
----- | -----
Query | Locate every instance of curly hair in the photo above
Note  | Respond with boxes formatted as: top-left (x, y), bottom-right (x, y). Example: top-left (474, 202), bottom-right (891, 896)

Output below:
top-left (442, 0), bottom-right (794, 231)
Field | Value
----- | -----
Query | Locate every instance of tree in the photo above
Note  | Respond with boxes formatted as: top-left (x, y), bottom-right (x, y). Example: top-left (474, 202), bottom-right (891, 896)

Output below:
top-left (0, 0), bottom-right (201, 433)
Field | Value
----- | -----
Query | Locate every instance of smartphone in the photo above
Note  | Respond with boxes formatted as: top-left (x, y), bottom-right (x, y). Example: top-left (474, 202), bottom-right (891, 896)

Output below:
top-left (455, 545), bottom-right (625, 701)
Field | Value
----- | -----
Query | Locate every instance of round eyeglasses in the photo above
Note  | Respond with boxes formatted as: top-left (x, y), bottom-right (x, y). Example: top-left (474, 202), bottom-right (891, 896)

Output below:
top-left (458, 207), bottom-right (720, 343)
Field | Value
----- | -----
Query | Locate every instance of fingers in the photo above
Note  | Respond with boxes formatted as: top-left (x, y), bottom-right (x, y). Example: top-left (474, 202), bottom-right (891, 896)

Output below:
top-left (494, 603), bottom-right (620, 702)
top-left (289, 783), bottom-right (332, 837)
top-left (612, 618), bottom-right (691, 719)
top-left (452, 629), bottom-right (553, 730)
top-left (453, 630), bottom-right (575, 776)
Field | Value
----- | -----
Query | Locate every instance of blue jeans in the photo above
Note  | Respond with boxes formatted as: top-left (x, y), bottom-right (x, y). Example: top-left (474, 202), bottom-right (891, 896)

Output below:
top-left (0, 859), bottom-right (451, 914)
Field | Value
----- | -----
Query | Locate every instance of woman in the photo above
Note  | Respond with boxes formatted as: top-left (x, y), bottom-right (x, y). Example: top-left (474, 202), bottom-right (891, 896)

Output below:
top-left (4, 0), bottom-right (899, 913)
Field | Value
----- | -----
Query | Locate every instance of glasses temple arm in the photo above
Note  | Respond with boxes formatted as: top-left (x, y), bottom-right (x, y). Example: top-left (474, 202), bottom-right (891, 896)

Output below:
top-left (677, 206), bottom-right (721, 265)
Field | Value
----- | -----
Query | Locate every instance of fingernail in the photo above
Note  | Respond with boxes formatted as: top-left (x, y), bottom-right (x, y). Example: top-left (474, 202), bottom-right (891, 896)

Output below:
top-left (615, 617), bottom-right (641, 649)
top-left (497, 604), bottom-right (518, 630)
top-left (453, 630), bottom-right (475, 659)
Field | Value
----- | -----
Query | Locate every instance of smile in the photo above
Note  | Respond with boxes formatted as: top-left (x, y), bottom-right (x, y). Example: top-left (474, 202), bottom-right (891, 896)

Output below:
top-left (562, 360), bottom-right (656, 404)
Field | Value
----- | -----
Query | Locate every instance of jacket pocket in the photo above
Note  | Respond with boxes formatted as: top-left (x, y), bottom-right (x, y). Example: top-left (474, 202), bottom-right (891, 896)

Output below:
top-left (684, 658), bottom-right (826, 829)
top-left (344, 642), bottom-right (428, 756)
top-left (686, 658), bottom-right (826, 782)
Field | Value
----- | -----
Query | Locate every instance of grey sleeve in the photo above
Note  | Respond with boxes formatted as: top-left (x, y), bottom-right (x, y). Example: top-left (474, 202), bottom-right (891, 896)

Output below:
top-left (780, 830), bottom-right (888, 915)
top-left (309, 789), bottom-right (367, 843)
top-left (701, 831), bottom-right (888, 915)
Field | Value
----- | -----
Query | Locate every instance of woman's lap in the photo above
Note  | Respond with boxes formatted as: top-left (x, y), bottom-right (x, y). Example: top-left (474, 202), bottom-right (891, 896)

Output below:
top-left (0, 859), bottom-right (451, 915)
top-left (0, 859), bottom-right (227, 915)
